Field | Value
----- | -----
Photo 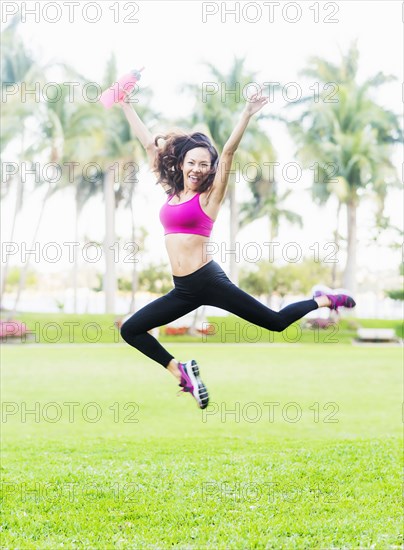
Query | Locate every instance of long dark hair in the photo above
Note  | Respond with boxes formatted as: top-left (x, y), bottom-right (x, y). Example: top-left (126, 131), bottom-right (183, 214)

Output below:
top-left (154, 131), bottom-right (218, 197)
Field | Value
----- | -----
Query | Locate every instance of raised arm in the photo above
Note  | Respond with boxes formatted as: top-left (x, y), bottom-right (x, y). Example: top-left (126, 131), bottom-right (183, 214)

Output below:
top-left (208, 90), bottom-right (268, 204)
top-left (119, 98), bottom-right (158, 172)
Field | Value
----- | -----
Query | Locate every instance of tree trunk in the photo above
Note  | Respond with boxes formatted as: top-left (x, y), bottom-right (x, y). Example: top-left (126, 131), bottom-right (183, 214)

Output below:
top-left (72, 198), bottom-right (79, 313)
top-left (1, 174), bottom-right (23, 311)
top-left (343, 199), bottom-right (357, 295)
top-left (189, 305), bottom-right (206, 336)
top-left (331, 201), bottom-right (341, 287)
top-left (10, 182), bottom-right (52, 317)
top-left (1, 127), bottom-right (26, 311)
top-left (104, 169), bottom-right (116, 313)
top-left (267, 214), bottom-right (276, 307)
top-left (129, 199), bottom-right (137, 313)
top-left (129, 261), bottom-right (138, 314)
top-left (229, 176), bottom-right (239, 285)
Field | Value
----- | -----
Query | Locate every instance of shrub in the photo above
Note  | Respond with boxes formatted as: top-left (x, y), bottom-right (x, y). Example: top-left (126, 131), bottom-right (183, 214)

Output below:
top-left (0, 321), bottom-right (28, 340)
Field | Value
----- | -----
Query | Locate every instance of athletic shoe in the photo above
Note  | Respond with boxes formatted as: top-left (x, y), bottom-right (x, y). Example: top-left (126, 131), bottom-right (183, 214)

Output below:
top-left (177, 360), bottom-right (209, 409)
top-left (326, 293), bottom-right (356, 311)
top-left (312, 285), bottom-right (356, 311)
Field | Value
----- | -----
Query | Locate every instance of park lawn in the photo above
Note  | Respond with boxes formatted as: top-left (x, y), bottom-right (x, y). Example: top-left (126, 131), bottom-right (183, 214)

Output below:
top-left (1, 311), bottom-right (403, 344)
top-left (1, 344), bottom-right (402, 549)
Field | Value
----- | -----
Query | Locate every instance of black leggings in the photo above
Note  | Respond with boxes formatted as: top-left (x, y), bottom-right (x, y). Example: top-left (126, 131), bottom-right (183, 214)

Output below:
top-left (120, 260), bottom-right (319, 368)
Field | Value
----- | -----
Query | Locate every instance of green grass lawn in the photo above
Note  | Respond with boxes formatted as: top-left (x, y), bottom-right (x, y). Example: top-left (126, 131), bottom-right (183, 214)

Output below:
top-left (2, 311), bottom-right (403, 344)
top-left (1, 344), bottom-right (402, 549)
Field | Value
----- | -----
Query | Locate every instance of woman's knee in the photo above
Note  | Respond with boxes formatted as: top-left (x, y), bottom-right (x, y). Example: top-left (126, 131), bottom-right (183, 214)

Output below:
top-left (268, 315), bottom-right (288, 332)
top-left (271, 324), bottom-right (285, 333)
top-left (120, 319), bottom-right (137, 343)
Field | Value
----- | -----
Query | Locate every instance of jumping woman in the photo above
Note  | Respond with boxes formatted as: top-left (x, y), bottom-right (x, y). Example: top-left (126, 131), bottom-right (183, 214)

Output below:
top-left (119, 87), bottom-right (356, 410)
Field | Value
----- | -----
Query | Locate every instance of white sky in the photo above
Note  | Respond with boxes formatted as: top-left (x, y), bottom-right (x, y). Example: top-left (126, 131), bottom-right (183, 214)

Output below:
top-left (1, 0), bottom-right (403, 284)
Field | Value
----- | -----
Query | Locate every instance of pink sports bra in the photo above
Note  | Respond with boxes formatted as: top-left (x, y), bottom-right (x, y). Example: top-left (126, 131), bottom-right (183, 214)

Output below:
top-left (159, 193), bottom-right (214, 237)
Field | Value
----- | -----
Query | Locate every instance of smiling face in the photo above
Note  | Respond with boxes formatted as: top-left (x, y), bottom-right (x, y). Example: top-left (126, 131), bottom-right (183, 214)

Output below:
top-left (181, 147), bottom-right (212, 191)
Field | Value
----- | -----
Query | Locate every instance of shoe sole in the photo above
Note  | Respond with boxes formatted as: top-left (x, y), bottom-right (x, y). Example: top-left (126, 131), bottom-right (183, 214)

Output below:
top-left (187, 360), bottom-right (209, 410)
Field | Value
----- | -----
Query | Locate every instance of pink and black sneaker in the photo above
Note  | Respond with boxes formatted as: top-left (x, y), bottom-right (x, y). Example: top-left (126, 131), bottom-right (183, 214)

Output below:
top-left (312, 285), bottom-right (356, 311)
top-left (177, 360), bottom-right (209, 410)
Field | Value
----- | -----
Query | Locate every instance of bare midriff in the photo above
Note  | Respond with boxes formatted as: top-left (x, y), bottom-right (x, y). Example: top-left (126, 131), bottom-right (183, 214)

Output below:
top-left (165, 233), bottom-right (213, 276)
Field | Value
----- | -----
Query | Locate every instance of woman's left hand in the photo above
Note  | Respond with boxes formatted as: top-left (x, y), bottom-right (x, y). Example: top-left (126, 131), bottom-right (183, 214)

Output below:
top-left (243, 88), bottom-right (269, 117)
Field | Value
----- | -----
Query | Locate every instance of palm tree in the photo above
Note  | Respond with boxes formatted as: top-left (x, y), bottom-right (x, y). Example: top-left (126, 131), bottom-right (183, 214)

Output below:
top-left (64, 100), bottom-right (123, 314)
top-left (287, 40), bottom-right (402, 294)
top-left (0, 17), bottom-right (46, 312)
top-left (238, 148), bottom-right (303, 305)
top-left (6, 62), bottom-right (107, 316)
top-left (239, 148), bottom-right (303, 242)
top-left (119, 170), bottom-right (148, 313)
top-left (183, 57), bottom-right (271, 285)
top-left (63, 55), bottom-right (155, 313)
top-left (102, 77), bottom-right (155, 314)
top-left (7, 80), bottom-right (82, 315)
top-left (40, 81), bottom-right (100, 313)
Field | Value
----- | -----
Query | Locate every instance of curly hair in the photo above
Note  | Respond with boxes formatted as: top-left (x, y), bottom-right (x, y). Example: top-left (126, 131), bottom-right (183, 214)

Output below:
top-left (154, 131), bottom-right (219, 197)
